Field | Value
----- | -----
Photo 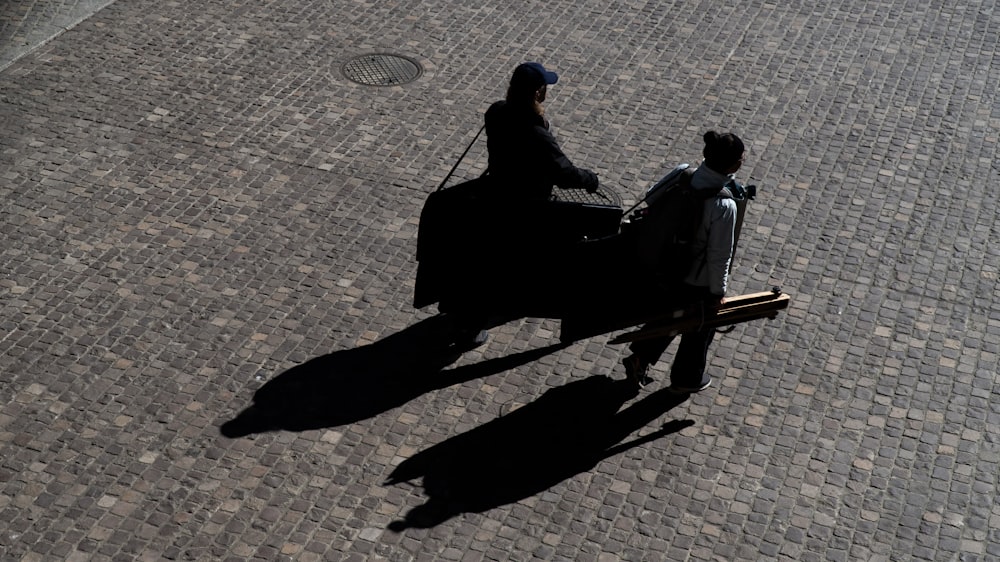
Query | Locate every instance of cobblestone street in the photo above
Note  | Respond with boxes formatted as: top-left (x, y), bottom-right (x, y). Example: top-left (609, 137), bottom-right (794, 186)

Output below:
top-left (2, 0), bottom-right (1000, 560)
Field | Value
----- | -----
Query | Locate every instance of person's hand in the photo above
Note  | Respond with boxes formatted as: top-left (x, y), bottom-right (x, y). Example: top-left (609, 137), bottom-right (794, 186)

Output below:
top-left (711, 295), bottom-right (726, 309)
top-left (583, 170), bottom-right (599, 192)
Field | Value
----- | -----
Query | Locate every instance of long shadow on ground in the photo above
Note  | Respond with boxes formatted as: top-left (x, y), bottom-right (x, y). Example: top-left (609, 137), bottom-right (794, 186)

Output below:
top-left (385, 374), bottom-right (693, 530)
top-left (220, 314), bottom-right (566, 437)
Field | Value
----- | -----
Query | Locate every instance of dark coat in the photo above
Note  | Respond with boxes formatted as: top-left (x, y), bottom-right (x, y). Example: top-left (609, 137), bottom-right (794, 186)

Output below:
top-left (484, 100), bottom-right (597, 199)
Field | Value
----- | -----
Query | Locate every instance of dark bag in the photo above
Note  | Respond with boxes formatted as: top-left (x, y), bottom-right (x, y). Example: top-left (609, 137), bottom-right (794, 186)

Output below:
top-left (413, 127), bottom-right (490, 309)
top-left (629, 166), bottom-right (731, 284)
top-left (414, 125), bottom-right (625, 310)
top-left (544, 186), bottom-right (624, 243)
top-left (413, 177), bottom-right (496, 309)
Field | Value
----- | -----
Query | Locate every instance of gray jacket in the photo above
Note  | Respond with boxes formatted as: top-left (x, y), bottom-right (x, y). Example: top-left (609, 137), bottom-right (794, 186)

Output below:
top-left (682, 164), bottom-right (738, 296)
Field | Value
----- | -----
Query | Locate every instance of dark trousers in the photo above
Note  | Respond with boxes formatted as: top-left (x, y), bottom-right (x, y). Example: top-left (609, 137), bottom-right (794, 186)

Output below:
top-left (628, 285), bottom-right (716, 387)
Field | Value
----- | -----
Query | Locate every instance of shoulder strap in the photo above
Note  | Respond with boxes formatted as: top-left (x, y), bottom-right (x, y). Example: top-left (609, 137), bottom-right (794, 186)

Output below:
top-left (714, 182), bottom-right (737, 200)
top-left (693, 177), bottom-right (737, 202)
top-left (436, 125), bottom-right (486, 192)
top-left (622, 165), bottom-right (694, 216)
top-left (702, 185), bottom-right (733, 201)
top-left (678, 167), bottom-right (695, 187)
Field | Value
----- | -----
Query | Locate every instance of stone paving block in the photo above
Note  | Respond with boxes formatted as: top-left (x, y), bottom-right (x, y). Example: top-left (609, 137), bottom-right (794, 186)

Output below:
top-left (3, 0), bottom-right (1000, 560)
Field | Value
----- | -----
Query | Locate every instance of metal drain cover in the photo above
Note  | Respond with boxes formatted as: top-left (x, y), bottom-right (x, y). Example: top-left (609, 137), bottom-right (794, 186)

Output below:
top-left (342, 54), bottom-right (422, 86)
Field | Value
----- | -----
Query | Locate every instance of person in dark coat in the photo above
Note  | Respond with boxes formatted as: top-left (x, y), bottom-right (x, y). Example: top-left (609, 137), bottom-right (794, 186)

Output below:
top-left (483, 62), bottom-right (599, 199)
top-left (450, 62), bottom-right (601, 347)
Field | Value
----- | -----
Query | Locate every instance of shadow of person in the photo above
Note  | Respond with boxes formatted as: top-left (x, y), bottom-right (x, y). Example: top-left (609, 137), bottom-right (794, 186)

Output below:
top-left (385, 375), bottom-right (694, 531)
top-left (220, 314), bottom-right (568, 437)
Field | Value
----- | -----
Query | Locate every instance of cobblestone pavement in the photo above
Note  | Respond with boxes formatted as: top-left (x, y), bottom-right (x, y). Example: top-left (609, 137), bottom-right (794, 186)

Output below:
top-left (3, 0), bottom-right (1000, 560)
top-left (0, 0), bottom-right (116, 70)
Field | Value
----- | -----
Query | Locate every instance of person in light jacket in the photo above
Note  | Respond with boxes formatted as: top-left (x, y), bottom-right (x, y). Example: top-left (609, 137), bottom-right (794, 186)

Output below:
top-left (622, 131), bottom-right (745, 393)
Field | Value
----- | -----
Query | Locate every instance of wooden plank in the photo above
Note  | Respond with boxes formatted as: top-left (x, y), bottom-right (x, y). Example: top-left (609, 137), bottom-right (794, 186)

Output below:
top-left (558, 289), bottom-right (790, 343)
top-left (607, 291), bottom-right (789, 344)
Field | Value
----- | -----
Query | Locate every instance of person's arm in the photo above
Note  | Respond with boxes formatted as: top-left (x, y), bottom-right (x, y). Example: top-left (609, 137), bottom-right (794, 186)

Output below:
top-left (705, 199), bottom-right (738, 296)
top-left (533, 125), bottom-right (598, 191)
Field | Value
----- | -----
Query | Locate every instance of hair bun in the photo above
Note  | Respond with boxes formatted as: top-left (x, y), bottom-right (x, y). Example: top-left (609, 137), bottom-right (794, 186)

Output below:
top-left (702, 131), bottom-right (745, 171)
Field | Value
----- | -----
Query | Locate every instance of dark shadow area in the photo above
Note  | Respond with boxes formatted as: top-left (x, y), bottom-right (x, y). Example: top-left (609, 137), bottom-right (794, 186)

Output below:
top-left (385, 375), bottom-right (693, 530)
top-left (220, 314), bottom-right (567, 437)
top-left (414, 177), bottom-right (632, 323)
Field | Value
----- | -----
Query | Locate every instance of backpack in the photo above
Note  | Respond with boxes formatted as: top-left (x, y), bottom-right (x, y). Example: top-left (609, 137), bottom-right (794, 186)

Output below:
top-left (630, 165), bottom-right (732, 283)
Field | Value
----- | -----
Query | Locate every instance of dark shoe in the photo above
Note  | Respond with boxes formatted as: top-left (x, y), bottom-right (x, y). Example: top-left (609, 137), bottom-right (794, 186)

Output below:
top-left (470, 329), bottom-right (489, 346)
top-left (623, 354), bottom-right (653, 388)
top-left (667, 378), bottom-right (712, 395)
top-left (453, 329), bottom-right (489, 350)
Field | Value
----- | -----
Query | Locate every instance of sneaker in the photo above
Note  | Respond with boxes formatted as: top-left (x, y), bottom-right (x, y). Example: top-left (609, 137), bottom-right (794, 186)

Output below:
top-left (453, 328), bottom-right (489, 350)
top-left (623, 354), bottom-right (653, 388)
top-left (470, 329), bottom-right (489, 346)
top-left (667, 378), bottom-right (712, 395)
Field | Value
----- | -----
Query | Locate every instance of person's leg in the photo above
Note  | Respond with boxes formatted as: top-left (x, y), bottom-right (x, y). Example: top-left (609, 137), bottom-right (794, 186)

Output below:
top-left (450, 308), bottom-right (490, 349)
top-left (623, 333), bottom-right (674, 387)
top-left (668, 327), bottom-right (715, 392)
top-left (629, 335), bottom-right (671, 366)
top-left (438, 275), bottom-right (489, 349)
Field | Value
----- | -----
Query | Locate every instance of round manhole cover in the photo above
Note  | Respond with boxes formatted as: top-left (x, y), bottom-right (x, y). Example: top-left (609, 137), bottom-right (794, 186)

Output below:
top-left (342, 54), bottom-right (422, 86)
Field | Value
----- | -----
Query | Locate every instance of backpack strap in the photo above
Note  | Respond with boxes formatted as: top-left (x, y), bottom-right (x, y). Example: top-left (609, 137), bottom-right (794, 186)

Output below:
top-left (622, 165), bottom-right (694, 217)
top-left (436, 125), bottom-right (486, 192)
top-left (716, 180), bottom-right (737, 201)
top-left (649, 166), bottom-right (696, 204)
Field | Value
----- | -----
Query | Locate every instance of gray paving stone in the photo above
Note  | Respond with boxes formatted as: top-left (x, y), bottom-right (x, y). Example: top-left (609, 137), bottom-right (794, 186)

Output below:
top-left (0, 0), bottom-right (116, 71)
top-left (3, 0), bottom-right (1000, 560)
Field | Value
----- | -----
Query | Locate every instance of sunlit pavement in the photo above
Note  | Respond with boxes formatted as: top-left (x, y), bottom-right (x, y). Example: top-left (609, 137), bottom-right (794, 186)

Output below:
top-left (2, 1), bottom-right (999, 560)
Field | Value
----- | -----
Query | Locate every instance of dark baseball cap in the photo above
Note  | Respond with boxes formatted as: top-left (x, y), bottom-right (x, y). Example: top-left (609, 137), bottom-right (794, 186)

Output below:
top-left (511, 62), bottom-right (559, 89)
